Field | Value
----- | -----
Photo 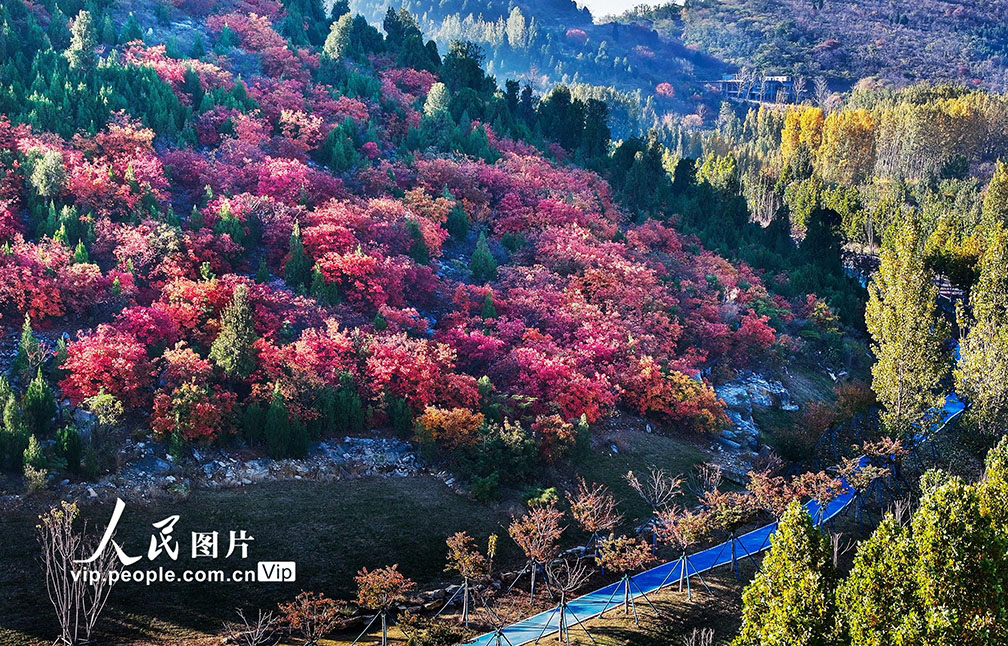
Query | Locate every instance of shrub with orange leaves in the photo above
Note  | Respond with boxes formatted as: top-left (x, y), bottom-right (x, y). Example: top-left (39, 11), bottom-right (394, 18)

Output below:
top-left (416, 406), bottom-right (484, 449)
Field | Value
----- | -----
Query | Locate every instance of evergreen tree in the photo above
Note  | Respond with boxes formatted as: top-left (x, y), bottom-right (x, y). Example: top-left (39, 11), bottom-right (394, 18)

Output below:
top-left (190, 34), bottom-right (205, 58)
top-left (309, 265), bottom-right (339, 305)
top-left (446, 200), bottom-right (468, 239)
top-left (979, 436), bottom-right (1008, 534)
top-left (12, 315), bottom-right (41, 381)
top-left (65, 10), bottom-right (96, 71)
top-left (910, 473), bottom-right (1008, 644)
top-left (469, 232), bottom-right (497, 284)
top-left (23, 434), bottom-right (46, 471)
top-left (284, 223), bottom-right (312, 290)
top-left (264, 385), bottom-right (290, 457)
top-left (73, 239), bottom-right (89, 263)
top-left (58, 425), bottom-right (82, 474)
top-left (837, 515), bottom-right (922, 645)
top-left (21, 369), bottom-right (57, 436)
top-left (865, 218), bottom-right (950, 436)
top-left (982, 158), bottom-right (1008, 226)
top-left (956, 226), bottom-right (1008, 437)
top-left (481, 293), bottom-right (497, 319)
top-left (255, 257), bottom-right (270, 283)
top-left (331, 373), bottom-right (364, 433)
top-left (405, 218), bottom-right (429, 264)
top-left (210, 284), bottom-right (258, 379)
top-left (733, 500), bottom-right (839, 646)
top-left (120, 13), bottom-right (143, 43)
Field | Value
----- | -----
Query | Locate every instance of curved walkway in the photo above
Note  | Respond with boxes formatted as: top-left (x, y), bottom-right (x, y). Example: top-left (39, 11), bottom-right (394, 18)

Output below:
top-left (469, 394), bottom-right (967, 646)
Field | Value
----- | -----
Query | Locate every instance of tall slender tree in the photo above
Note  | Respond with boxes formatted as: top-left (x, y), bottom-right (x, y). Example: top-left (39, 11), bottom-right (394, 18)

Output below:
top-left (210, 284), bottom-right (258, 379)
top-left (956, 226), bottom-right (1008, 437)
top-left (65, 10), bottom-right (96, 71)
top-left (865, 217), bottom-right (950, 436)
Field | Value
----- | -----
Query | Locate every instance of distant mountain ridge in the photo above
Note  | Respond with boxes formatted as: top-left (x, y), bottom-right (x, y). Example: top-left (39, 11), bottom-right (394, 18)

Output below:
top-left (616, 0), bottom-right (1008, 91)
top-left (348, 0), bottom-right (727, 138)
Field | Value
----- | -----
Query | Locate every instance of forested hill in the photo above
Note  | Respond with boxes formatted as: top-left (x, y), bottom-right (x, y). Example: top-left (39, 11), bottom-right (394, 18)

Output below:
top-left (616, 0), bottom-right (1008, 90)
top-left (347, 0), bottom-right (727, 138)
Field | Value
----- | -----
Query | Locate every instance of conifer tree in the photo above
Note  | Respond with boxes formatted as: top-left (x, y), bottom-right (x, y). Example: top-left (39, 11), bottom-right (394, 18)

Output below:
top-left (405, 218), bottom-right (429, 264)
top-left (481, 293), bottom-right (497, 319)
top-left (910, 473), bottom-right (1008, 644)
top-left (284, 223), bottom-right (312, 290)
top-left (865, 218), bottom-right (950, 436)
top-left (23, 434), bottom-right (47, 471)
top-left (22, 369), bottom-right (57, 436)
top-left (733, 501), bottom-right (838, 646)
top-left (956, 226), bottom-right (1008, 437)
top-left (120, 13), bottom-right (143, 43)
top-left (210, 284), bottom-right (258, 379)
top-left (73, 240), bottom-right (89, 263)
top-left (469, 232), bottom-right (497, 284)
top-left (446, 199), bottom-right (468, 239)
top-left (65, 10), bottom-right (96, 71)
top-left (12, 315), bottom-right (42, 381)
top-left (264, 385), bottom-right (290, 458)
top-left (837, 515), bottom-right (922, 644)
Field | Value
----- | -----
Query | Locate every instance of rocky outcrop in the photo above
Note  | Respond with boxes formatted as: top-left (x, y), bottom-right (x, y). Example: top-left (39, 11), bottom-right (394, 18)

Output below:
top-left (56, 435), bottom-right (425, 504)
top-left (713, 372), bottom-right (797, 477)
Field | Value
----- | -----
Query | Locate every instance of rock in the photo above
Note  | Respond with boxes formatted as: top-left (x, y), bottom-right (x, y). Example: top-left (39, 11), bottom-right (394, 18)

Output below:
top-left (133, 455), bottom-right (172, 475)
top-left (87, 487), bottom-right (97, 498)
top-left (73, 408), bottom-right (97, 435)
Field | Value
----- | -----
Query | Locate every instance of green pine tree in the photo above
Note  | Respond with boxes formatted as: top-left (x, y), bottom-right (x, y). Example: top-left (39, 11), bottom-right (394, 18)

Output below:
top-left (284, 223), bottom-right (312, 290)
top-left (210, 284), bottom-right (258, 379)
top-left (837, 515), bottom-right (922, 645)
top-left (910, 473), bottom-right (1008, 644)
top-left (865, 218), bottom-right (951, 436)
top-left (255, 257), bottom-right (270, 283)
top-left (65, 10), bottom-right (96, 71)
top-left (73, 239), bottom-right (89, 263)
top-left (406, 218), bottom-right (429, 264)
top-left (733, 500), bottom-right (839, 646)
top-left (446, 201), bottom-right (468, 239)
top-left (481, 293), bottom-right (497, 319)
top-left (21, 369), bottom-right (57, 436)
top-left (469, 232), bottom-right (497, 284)
top-left (23, 434), bottom-right (47, 471)
top-left (120, 13), bottom-right (143, 43)
top-left (264, 386), bottom-right (290, 457)
top-left (58, 425), bottom-right (82, 473)
top-left (12, 315), bottom-right (41, 381)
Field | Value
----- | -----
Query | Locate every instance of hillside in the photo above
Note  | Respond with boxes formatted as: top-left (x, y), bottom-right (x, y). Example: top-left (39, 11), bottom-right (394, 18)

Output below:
top-left (617, 0), bottom-right (1008, 89)
top-left (347, 0), bottom-right (727, 137)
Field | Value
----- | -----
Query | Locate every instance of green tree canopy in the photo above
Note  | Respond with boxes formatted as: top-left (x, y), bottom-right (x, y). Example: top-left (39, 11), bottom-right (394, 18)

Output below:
top-left (865, 217), bottom-right (950, 435)
top-left (733, 500), bottom-right (839, 646)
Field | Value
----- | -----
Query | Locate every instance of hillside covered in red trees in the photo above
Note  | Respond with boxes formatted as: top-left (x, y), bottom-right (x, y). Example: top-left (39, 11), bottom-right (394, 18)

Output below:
top-left (0, 0), bottom-right (821, 490)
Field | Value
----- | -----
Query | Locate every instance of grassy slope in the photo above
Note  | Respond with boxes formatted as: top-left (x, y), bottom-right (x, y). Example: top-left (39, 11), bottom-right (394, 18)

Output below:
top-left (0, 430), bottom-right (710, 645)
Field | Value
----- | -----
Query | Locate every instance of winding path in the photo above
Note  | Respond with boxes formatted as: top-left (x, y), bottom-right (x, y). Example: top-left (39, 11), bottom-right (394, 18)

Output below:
top-left (468, 394), bottom-right (966, 646)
